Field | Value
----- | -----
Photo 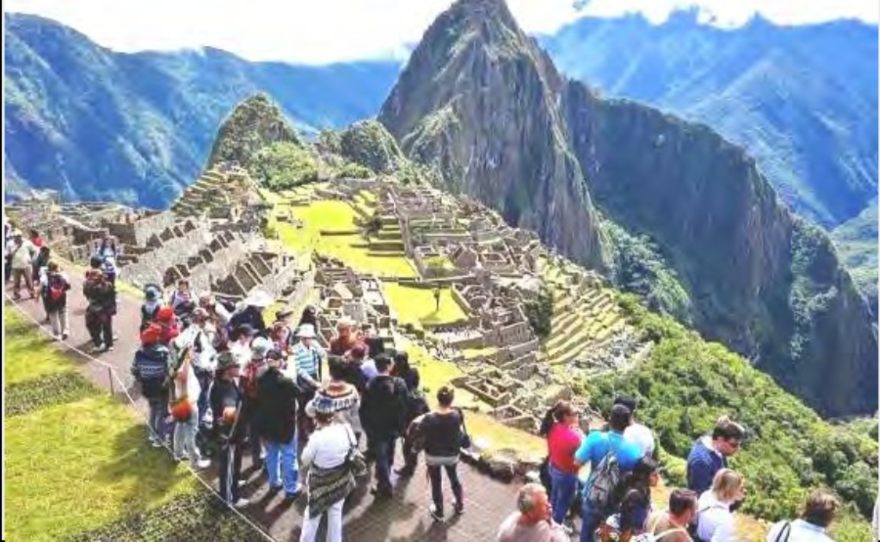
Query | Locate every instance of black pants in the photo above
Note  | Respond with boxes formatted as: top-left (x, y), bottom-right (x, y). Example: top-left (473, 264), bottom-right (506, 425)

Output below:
top-left (86, 312), bottom-right (113, 348)
top-left (218, 442), bottom-right (243, 504)
top-left (401, 435), bottom-right (418, 471)
top-left (428, 463), bottom-right (463, 515)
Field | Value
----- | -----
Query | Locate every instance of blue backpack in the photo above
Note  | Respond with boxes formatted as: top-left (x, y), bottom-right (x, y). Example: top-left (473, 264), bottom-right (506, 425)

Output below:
top-left (132, 346), bottom-right (171, 399)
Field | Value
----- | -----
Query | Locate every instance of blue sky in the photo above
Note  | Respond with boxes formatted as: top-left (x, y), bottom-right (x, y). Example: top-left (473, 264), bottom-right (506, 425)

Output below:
top-left (6, 0), bottom-right (878, 64)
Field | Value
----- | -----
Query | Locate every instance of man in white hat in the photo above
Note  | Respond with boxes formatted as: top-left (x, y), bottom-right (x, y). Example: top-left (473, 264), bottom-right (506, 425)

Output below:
top-left (290, 323), bottom-right (325, 444)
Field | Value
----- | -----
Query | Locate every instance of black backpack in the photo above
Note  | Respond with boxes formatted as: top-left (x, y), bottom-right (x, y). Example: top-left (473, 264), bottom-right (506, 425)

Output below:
top-left (132, 346), bottom-right (171, 399)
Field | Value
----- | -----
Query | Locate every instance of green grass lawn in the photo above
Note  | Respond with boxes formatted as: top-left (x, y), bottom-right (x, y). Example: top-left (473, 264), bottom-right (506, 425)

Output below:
top-left (3, 309), bottom-right (197, 541)
top-left (383, 283), bottom-right (468, 325)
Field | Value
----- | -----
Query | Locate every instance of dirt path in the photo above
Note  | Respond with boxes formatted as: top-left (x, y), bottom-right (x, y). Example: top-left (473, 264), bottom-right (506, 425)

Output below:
top-left (6, 273), bottom-right (524, 541)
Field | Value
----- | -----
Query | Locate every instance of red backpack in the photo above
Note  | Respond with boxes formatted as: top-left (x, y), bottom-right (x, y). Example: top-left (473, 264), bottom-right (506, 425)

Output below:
top-left (46, 274), bottom-right (67, 303)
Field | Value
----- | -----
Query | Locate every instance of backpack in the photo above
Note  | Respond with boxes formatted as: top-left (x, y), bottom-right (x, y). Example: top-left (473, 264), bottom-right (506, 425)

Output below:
top-left (46, 274), bottom-right (67, 304)
top-left (585, 450), bottom-right (623, 515)
top-left (406, 387), bottom-right (430, 422)
top-left (133, 346), bottom-right (171, 399)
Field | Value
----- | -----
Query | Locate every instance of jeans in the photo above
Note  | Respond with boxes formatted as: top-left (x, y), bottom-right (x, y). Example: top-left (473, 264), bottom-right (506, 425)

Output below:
top-left (265, 433), bottom-right (299, 494)
top-left (427, 463), bottom-right (463, 515)
top-left (219, 442), bottom-right (243, 504)
top-left (194, 369), bottom-right (212, 426)
top-left (86, 312), bottom-right (113, 348)
top-left (48, 306), bottom-right (69, 337)
top-left (373, 436), bottom-right (396, 491)
top-left (300, 498), bottom-right (344, 542)
top-left (549, 464), bottom-right (579, 525)
top-left (173, 407), bottom-right (202, 465)
top-left (580, 500), bottom-right (605, 542)
top-left (147, 396), bottom-right (169, 443)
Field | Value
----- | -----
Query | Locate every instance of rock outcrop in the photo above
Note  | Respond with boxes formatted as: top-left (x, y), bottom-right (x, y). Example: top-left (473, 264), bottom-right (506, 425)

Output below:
top-left (337, 120), bottom-right (405, 174)
top-left (207, 93), bottom-right (300, 169)
top-left (379, 0), bottom-right (606, 270)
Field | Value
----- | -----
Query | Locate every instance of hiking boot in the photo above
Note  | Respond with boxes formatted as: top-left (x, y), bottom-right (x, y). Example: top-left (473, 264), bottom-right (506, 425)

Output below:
top-left (429, 504), bottom-right (444, 522)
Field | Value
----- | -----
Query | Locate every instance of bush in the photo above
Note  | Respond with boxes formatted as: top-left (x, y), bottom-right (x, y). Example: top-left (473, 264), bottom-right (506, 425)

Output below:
top-left (252, 141), bottom-right (319, 190)
top-left (525, 286), bottom-right (554, 339)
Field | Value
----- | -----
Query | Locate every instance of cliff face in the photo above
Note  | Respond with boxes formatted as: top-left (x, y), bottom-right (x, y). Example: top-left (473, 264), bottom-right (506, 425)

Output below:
top-left (563, 82), bottom-right (877, 415)
top-left (378, 0), bottom-right (605, 269)
top-left (207, 93), bottom-right (299, 169)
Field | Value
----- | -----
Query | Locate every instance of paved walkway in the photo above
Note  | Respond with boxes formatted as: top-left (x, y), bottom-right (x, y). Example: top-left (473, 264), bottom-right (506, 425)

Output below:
top-left (6, 273), bottom-right (523, 541)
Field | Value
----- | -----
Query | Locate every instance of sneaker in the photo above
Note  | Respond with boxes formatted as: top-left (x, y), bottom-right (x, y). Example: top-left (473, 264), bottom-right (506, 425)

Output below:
top-left (194, 458), bottom-right (211, 469)
top-left (92, 343), bottom-right (106, 353)
top-left (237, 480), bottom-right (247, 488)
top-left (284, 486), bottom-right (303, 501)
top-left (232, 498), bottom-right (250, 509)
top-left (429, 504), bottom-right (444, 522)
top-left (61, 332), bottom-right (69, 340)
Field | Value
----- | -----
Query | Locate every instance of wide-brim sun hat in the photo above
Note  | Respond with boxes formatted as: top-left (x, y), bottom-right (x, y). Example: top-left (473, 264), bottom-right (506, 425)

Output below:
top-left (243, 289), bottom-right (273, 308)
top-left (297, 323), bottom-right (317, 338)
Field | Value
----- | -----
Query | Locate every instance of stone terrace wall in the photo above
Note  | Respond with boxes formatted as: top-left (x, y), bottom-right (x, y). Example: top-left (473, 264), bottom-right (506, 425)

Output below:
top-left (108, 211), bottom-right (177, 246)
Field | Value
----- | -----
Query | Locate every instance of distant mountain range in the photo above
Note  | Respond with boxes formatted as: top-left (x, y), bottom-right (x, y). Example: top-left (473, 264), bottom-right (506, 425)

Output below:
top-left (541, 10), bottom-right (878, 229)
top-left (4, 13), bottom-right (399, 208)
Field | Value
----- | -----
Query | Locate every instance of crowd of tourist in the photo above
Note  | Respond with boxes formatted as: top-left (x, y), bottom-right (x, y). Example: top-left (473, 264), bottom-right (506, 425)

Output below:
top-left (4, 223), bottom-right (848, 542)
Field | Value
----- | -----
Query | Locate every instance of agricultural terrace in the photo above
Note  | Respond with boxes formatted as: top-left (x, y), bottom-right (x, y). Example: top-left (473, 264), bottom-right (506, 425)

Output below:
top-left (383, 283), bottom-right (469, 327)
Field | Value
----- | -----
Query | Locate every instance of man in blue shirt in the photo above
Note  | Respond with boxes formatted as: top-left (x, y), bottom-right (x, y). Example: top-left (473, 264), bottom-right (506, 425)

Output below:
top-left (685, 416), bottom-right (744, 495)
top-left (574, 404), bottom-right (643, 542)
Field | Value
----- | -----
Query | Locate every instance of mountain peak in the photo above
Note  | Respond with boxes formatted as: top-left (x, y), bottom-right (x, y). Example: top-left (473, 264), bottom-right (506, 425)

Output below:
top-left (207, 93), bottom-right (300, 169)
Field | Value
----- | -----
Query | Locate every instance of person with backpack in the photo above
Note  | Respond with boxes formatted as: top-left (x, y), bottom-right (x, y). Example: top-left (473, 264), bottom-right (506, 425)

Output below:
top-left (32, 245), bottom-right (51, 301)
top-left (155, 306), bottom-right (181, 346)
top-left (139, 284), bottom-right (163, 331)
top-left (418, 385), bottom-right (467, 521)
top-left (39, 261), bottom-right (71, 339)
top-left (765, 490), bottom-right (838, 542)
top-left (83, 268), bottom-right (115, 353)
top-left (131, 324), bottom-right (173, 447)
top-left (640, 489), bottom-right (698, 542)
top-left (694, 469), bottom-right (745, 542)
top-left (360, 353), bottom-right (407, 499)
top-left (614, 396), bottom-right (656, 460)
top-left (256, 349), bottom-right (302, 500)
top-left (170, 342), bottom-right (211, 470)
top-left (543, 401), bottom-right (585, 529)
top-left (599, 457), bottom-right (660, 541)
top-left (240, 336), bottom-right (272, 468)
top-left (9, 232), bottom-right (35, 300)
top-left (393, 351), bottom-right (429, 478)
top-left (574, 404), bottom-right (644, 542)
top-left (211, 351), bottom-right (250, 508)
top-left (686, 417), bottom-right (744, 495)
top-left (497, 483), bottom-right (571, 542)
top-left (306, 356), bottom-right (362, 442)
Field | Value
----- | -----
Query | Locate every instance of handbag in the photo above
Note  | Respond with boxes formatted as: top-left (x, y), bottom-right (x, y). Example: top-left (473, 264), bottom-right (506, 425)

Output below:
top-left (343, 424), bottom-right (368, 478)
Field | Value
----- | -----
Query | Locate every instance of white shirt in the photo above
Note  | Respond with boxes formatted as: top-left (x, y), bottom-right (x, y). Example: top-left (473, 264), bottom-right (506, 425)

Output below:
top-left (190, 324), bottom-right (218, 371)
top-left (174, 361), bottom-right (201, 407)
top-left (765, 519), bottom-right (834, 542)
top-left (624, 422), bottom-right (655, 457)
top-left (696, 491), bottom-right (735, 542)
top-left (300, 422), bottom-right (354, 470)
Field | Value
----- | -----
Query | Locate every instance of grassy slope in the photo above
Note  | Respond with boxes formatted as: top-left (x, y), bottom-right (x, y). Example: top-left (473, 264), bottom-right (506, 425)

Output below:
top-left (3, 309), bottom-right (197, 541)
top-left (383, 283), bottom-right (468, 326)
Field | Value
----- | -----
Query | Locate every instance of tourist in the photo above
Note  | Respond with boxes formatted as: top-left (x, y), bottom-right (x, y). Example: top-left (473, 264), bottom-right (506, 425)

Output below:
top-left (297, 304), bottom-right (319, 338)
top-left (360, 353), bottom-right (408, 498)
top-left (393, 350), bottom-right (429, 477)
top-left (694, 469), bottom-right (746, 542)
top-left (420, 385), bottom-right (466, 521)
top-left (614, 396), bottom-right (655, 459)
top-left (199, 292), bottom-right (232, 327)
top-left (40, 261), bottom-right (71, 340)
top-left (228, 289), bottom-right (272, 336)
top-left (599, 457), bottom-right (660, 541)
top-left (272, 308), bottom-right (297, 352)
top-left (83, 268), bottom-right (115, 352)
top-left (299, 398), bottom-right (359, 542)
top-left (31, 245), bottom-right (51, 300)
top-left (241, 336), bottom-right (272, 467)
top-left (290, 323), bottom-right (325, 443)
top-left (340, 342), bottom-right (369, 394)
top-left (9, 232), bottom-right (35, 300)
top-left (29, 228), bottom-right (43, 248)
top-left (686, 417), bottom-right (745, 495)
top-left (169, 278), bottom-right (194, 314)
top-left (155, 306), bottom-right (181, 346)
top-left (229, 324), bottom-right (256, 369)
top-left (98, 236), bottom-right (117, 260)
top-left (496, 483), bottom-right (571, 542)
top-left (90, 254), bottom-right (118, 324)
top-left (329, 317), bottom-right (358, 355)
top-left (354, 342), bottom-right (378, 384)
top-left (362, 323), bottom-right (385, 358)
top-left (645, 489), bottom-right (698, 542)
top-left (574, 404), bottom-right (644, 542)
top-left (189, 308), bottom-right (218, 425)
top-left (4, 226), bottom-right (15, 282)
top-left (170, 343), bottom-right (210, 469)
top-left (131, 324), bottom-right (173, 447)
top-left (256, 349), bottom-right (302, 500)
top-left (765, 490), bottom-right (839, 542)
top-left (140, 284), bottom-right (163, 332)
top-left (306, 356), bottom-right (362, 441)
top-left (433, 286), bottom-right (441, 312)
top-left (543, 400), bottom-right (584, 527)
top-left (211, 351), bottom-right (249, 508)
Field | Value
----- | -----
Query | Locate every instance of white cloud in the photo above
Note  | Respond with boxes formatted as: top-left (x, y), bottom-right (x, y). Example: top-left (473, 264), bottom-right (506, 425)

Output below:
top-left (5, 0), bottom-right (877, 64)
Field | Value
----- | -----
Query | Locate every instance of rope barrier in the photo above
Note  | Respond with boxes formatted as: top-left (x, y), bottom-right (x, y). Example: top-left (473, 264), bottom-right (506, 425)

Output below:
top-left (4, 294), bottom-right (276, 542)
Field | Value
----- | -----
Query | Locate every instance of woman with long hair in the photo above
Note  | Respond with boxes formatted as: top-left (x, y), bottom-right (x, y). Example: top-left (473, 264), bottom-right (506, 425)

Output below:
top-left (695, 469), bottom-right (746, 542)
top-left (599, 457), bottom-right (661, 541)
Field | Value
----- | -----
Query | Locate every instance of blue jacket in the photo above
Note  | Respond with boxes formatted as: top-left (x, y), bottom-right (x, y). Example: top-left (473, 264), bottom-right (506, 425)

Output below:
top-left (686, 437), bottom-right (727, 494)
